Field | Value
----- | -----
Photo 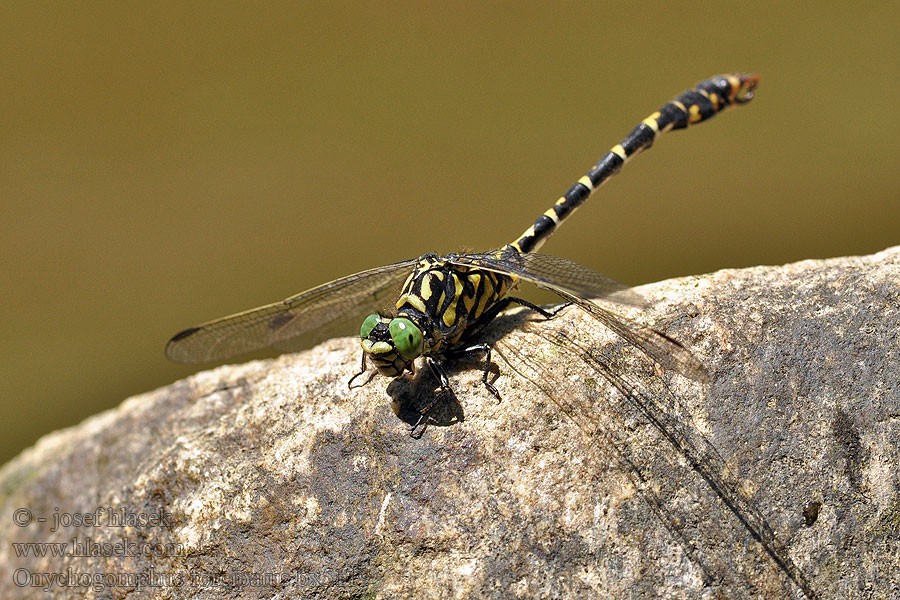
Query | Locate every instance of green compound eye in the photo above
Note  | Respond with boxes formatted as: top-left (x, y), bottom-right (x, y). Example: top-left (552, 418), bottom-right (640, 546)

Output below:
top-left (389, 318), bottom-right (423, 360)
top-left (360, 313), bottom-right (380, 339)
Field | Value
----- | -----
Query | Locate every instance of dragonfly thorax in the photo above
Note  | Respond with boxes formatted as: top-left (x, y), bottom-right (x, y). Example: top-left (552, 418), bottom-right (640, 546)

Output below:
top-left (394, 254), bottom-right (515, 349)
top-left (358, 252), bottom-right (516, 379)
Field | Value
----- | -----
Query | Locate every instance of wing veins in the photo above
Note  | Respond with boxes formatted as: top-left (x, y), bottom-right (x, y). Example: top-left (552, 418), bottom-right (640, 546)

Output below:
top-left (450, 251), bottom-right (645, 306)
top-left (166, 258), bottom-right (418, 363)
top-left (448, 251), bottom-right (708, 382)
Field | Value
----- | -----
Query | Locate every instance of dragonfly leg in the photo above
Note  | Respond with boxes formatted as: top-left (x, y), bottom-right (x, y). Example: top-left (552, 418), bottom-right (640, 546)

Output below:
top-left (411, 300), bottom-right (570, 438)
top-left (347, 351), bottom-right (370, 389)
top-left (505, 297), bottom-right (572, 319)
top-left (409, 412), bottom-right (430, 439)
top-left (444, 343), bottom-right (501, 399)
top-left (407, 357), bottom-right (456, 438)
top-left (426, 356), bottom-right (453, 393)
top-left (411, 347), bottom-right (500, 438)
top-left (461, 297), bottom-right (572, 346)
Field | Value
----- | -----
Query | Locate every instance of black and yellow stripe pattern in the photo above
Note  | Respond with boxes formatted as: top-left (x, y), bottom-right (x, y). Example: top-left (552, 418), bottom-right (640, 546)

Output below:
top-left (394, 253), bottom-right (513, 351)
top-left (508, 73), bottom-right (760, 255)
top-left (164, 73), bottom-right (820, 600)
top-left (377, 74), bottom-right (759, 365)
top-left (167, 73), bottom-right (759, 380)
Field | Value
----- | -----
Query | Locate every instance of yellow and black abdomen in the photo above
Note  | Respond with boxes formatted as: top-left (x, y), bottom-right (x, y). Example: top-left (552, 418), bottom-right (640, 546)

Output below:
top-left (509, 73), bottom-right (759, 255)
top-left (395, 254), bottom-right (514, 353)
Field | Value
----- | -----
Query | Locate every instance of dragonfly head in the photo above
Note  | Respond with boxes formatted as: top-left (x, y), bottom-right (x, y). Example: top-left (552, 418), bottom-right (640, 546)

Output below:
top-left (359, 313), bottom-right (424, 377)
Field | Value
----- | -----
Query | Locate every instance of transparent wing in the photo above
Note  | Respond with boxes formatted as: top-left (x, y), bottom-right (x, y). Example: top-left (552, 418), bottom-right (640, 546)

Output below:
top-left (552, 289), bottom-right (709, 383)
top-left (166, 258), bottom-right (418, 364)
top-left (449, 250), bottom-right (709, 382)
top-left (451, 251), bottom-right (645, 306)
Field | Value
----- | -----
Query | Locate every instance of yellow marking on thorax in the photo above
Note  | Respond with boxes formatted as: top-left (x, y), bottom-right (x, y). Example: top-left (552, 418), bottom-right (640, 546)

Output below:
top-left (420, 273), bottom-right (434, 300)
top-left (400, 272), bottom-right (415, 293)
top-left (474, 275), bottom-right (496, 318)
top-left (441, 274), bottom-right (464, 327)
top-left (463, 273), bottom-right (481, 314)
top-left (396, 292), bottom-right (426, 313)
top-left (442, 303), bottom-right (456, 327)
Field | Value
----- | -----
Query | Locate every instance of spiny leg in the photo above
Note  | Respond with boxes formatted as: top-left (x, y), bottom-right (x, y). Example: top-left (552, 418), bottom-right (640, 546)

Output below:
top-left (444, 343), bottom-right (501, 399)
top-left (411, 301), bottom-right (568, 437)
top-left (464, 296), bottom-right (571, 342)
top-left (411, 345), bottom-right (499, 438)
top-left (506, 297), bottom-right (571, 319)
top-left (347, 350), bottom-right (374, 389)
top-left (453, 297), bottom-right (571, 398)
top-left (408, 357), bottom-right (456, 438)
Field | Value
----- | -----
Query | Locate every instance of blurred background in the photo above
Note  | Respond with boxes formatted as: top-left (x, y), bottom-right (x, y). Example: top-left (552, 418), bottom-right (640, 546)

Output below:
top-left (1, 3), bottom-right (897, 465)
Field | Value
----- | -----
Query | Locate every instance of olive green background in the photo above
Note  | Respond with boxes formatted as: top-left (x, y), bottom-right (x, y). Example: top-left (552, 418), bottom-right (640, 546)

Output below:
top-left (2, 3), bottom-right (897, 465)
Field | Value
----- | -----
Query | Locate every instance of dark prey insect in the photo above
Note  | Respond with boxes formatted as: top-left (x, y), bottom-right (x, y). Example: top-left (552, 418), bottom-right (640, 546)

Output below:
top-left (167, 73), bottom-right (760, 432)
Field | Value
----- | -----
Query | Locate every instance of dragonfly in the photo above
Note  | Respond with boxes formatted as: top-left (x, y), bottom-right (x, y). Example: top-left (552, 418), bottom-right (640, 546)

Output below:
top-left (167, 73), bottom-right (823, 598)
top-left (167, 73), bottom-right (759, 433)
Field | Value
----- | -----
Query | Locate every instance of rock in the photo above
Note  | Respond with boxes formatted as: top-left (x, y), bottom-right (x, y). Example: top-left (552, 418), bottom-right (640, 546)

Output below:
top-left (1, 247), bottom-right (898, 600)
